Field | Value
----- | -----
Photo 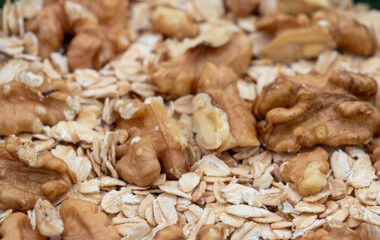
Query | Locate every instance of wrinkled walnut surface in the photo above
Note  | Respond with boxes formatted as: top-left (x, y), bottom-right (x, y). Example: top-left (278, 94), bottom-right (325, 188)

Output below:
top-left (153, 225), bottom-right (186, 240)
top-left (254, 70), bottom-right (380, 152)
top-left (301, 222), bottom-right (360, 240)
top-left (1, 212), bottom-right (46, 240)
top-left (196, 225), bottom-right (223, 240)
top-left (0, 136), bottom-right (74, 210)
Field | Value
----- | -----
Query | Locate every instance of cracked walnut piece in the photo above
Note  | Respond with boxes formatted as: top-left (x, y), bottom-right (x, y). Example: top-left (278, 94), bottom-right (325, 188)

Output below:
top-left (116, 97), bottom-right (188, 186)
top-left (1, 212), bottom-right (46, 240)
top-left (301, 222), bottom-right (360, 240)
top-left (152, 31), bottom-right (252, 98)
top-left (225, 0), bottom-right (259, 16)
top-left (0, 136), bottom-right (75, 211)
top-left (152, 6), bottom-right (199, 40)
top-left (60, 198), bottom-right (120, 240)
top-left (25, 0), bottom-right (129, 71)
top-left (280, 147), bottom-right (329, 196)
top-left (193, 63), bottom-right (259, 151)
top-left (196, 225), bottom-right (223, 240)
top-left (153, 225), bottom-right (186, 240)
top-left (254, 70), bottom-right (380, 153)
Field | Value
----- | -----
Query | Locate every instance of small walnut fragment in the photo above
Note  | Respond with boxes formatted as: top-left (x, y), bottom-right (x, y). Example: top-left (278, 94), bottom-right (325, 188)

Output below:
top-left (116, 97), bottom-right (188, 186)
top-left (256, 13), bottom-right (310, 35)
top-left (152, 30), bottom-right (252, 98)
top-left (0, 212), bottom-right (46, 240)
top-left (25, 0), bottom-right (129, 71)
top-left (280, 148), bottom-right (329, 196)
top-left (60, 198), bottom-right (120, 240)
top-left (301, 222), bottom-right (360, 240)
top-left (254, 70), bottom-right (380, 153)
top-left (196, 225), bottom-right (223, 240)
top-left (153, 225), bottom-right (186, 240)
top-left (34, 199), bottom-right (63, 238)
top-left (0, 136), bottom-right (75, 211)
top-left (226, 0), bottom-right (259, 16)
top-left (193, 63), bottom-right (259, 151)
top-left (152, 6), bottom-right (199, 40)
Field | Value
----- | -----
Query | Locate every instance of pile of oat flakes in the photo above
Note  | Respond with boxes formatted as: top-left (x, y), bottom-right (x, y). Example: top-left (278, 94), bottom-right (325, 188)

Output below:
top-left (1, 0), bottom-right (380, 239)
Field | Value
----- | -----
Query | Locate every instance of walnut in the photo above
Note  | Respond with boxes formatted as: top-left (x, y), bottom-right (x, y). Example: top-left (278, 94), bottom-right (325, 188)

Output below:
top-left (280, 148), bottom-right (329, 196)
top-left (25, 0), bottom-right (129, 71)
top-left (193, 63), bottom-right (259, 151)
top-left (196, 225), bottom-right (223, 240)
top-left (152, 30), bottom-right (252, 98)
top-left (256, 13), bottom-right (310, 35)
top-left (0, 136), bottom-right (75, 211)
top-left (34, 199), bottom-right (64, 238)
top-left (226, 0), bottom-right (259, 16)
top-left (59, 198), bottom-right (120, 240)
top-left (152, 6), bottom-right (199, 40)
top-left (301, 222), bottom-right (360, 240)
top-left (254, 70), bottom-right (380, 153)
top-left (116, 97), bottom-right (188, 185)
top-left (153, 225), bottom-right (185, 240)
top-left (0, 212), bottom-right (46, 240)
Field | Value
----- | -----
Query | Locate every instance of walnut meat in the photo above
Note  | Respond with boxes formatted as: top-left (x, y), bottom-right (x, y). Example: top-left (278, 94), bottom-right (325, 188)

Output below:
top-left (280, 148), bottom-right (329, 196)
top-left (60, 198), bottom-right (120, 240)
top-left (196, 225), bottom-right (223, 240)
top-left (152, 6), bottom-right (199, 40)
top-left (301, 222), bottom-right (360, 240)
top-left (0, 212), bottom-right (46, 240)
top-left (193, 63), bottom-right (259, 151)
top-left (226, 0), bottom-right (259, 16)
top-left (25, 0), bottom-right (129, 71)
top-left (254, 70), bottom-right (380, 153)
top-left (153, 225), bottom-right (185, 240)
top-left (116, 97), bottom-right (188, 185)
top-left (152, 31), bottom-right (252, 98)
top-left (0, 136), bottom-right (75, 211)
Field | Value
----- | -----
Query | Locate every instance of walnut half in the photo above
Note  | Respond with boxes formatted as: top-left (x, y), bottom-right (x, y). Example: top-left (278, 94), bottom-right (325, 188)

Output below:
top-left (254, 70), bottom-right (380, 153)
top-left (1, 212), bottom-right (46, 240)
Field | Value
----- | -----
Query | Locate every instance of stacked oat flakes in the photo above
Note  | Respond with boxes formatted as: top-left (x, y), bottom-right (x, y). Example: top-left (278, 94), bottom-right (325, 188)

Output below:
top-left (0, 0), bottom-right (380, 239)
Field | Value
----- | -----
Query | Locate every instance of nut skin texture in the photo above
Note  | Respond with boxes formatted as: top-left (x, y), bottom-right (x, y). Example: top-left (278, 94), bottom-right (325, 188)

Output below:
top-left (25, 0), bottom-right (129, 71)
top-left (153, 225), bottom-right (185, 240)
top-left (195, 63), bottom-right (260, 151)
top-left (254, 70), bottom-right (380, 153)
top-left (226, 0), bottom-right (259, 16)
top-left (116, 97), bottom-right (188, 184)
top-left (1, 212), bottom-right (47, 240)
top-left (196, 225), bottom-right (223, 240)
top-left (0, 80), bottom-right (77, 136)
top-left (0, 136), bottom-right (75, 211)
top-left (152, 6), bottom-right (199, 40)
top-left (256, 13), bottom-right (310, 35)
top-left (60, 198), bottom-right (121, 240)
top-left (116, 128), bottom-right (161, 186)
top-left (280, 148), bottom-right (329, 196)
top-left (152, 32), bottom-right (252, 98)
top-left (300, 222), bottom-right (360, 240)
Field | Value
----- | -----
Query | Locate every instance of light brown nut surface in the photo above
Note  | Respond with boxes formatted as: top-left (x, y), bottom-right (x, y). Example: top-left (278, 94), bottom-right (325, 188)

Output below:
top-left (153, 225), bottom-right (186, 240)
top-left (116, 97), bottom-right (188, 184)
top-left (226, 0), bottom-right (259, 16)
top-left (196, 224), bottom-right (223, 240)
top-left (60, 198), bottom-right (120, 240)
top-left (152, 6), bottom-right (199, 40)
top-left (256, 13), bottom-right (310, 35)
top-left (194, 63), bottom-right (259, 151)
top-left (0, 212), bottom-right (46, 240)
top-left (254, 70), bottom-right (380, 153)
top-left (152, 31), bottom-right (252, 98)
top-left (34, 199), bottom-right (64, 238)
top-left (0, 136), bottom-right (75, 211)
top-left (280, 148), bottom-right (329, 196)
top-left (300, 222), bottom-right (360, 240)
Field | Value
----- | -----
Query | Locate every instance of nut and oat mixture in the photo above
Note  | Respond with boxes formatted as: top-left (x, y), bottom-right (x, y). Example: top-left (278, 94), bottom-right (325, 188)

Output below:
top-left (0, 0), bottom-right (380, 239)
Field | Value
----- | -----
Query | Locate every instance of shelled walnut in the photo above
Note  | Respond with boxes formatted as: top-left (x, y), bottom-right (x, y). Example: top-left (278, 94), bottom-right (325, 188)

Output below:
top-left (254, 70), bottom-right (380, 153)
top-left (116, 97), bottom-right (188, 186)
top-left (1, 212), bottom-right (46, 240)
top-left (193, 63), bottom-right (259, 151)
top-left (280, 148), bottom-right (329, 196)
top-left (225, 0), bottom-right (259, 17)
top-left (60, 198), bottom-right (120, 240)
top-left (301, 222), bottom-right (360, 240)
top-left (152, 29), bottom-right (252, 98)
top-left (196, 225), bottom-right (223, 240)
top-left (153, 225), bottom-right (186, 240)
top-left (0, 136), bottom-right (75, 210)
top-left (25, 0), bottom-right (129, 71)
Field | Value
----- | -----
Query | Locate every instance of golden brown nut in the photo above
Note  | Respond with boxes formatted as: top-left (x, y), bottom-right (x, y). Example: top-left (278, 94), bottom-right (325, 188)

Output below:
top-left (0, 136), bottom-right (75, 211)
top-left (301, 222), bottom-right (360, 240)
top-left (115, 128), bottom-right (161, 186)
top-left (193, 63), bottom-right (259, 151)
top-left (152, 31), bottom-right (252, 98)
top-left (116, 97), bottom-right (188, 184)
top-left (280, 148), bottom-right (329, 196)
top-left (153, 225), bottom-right (185, 240)
top-left (196, 225), bottom-right (223, 240)
top-left (25, 0), bottom-right (129, 71)
top-left (34, 199), bottom-right (64, 238)
top-left (226, 0), bottom-right (259, 16)
top-left (254, 70), bottom-right (380, 153)
top-left (0, 212), bottom-right (46, 240)
top-left (256, 13), bottom-right (310, 35)
top-left (60, 198), bottom-right (120, 240)
top-left (152, 6), bottom-right (199, 40)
